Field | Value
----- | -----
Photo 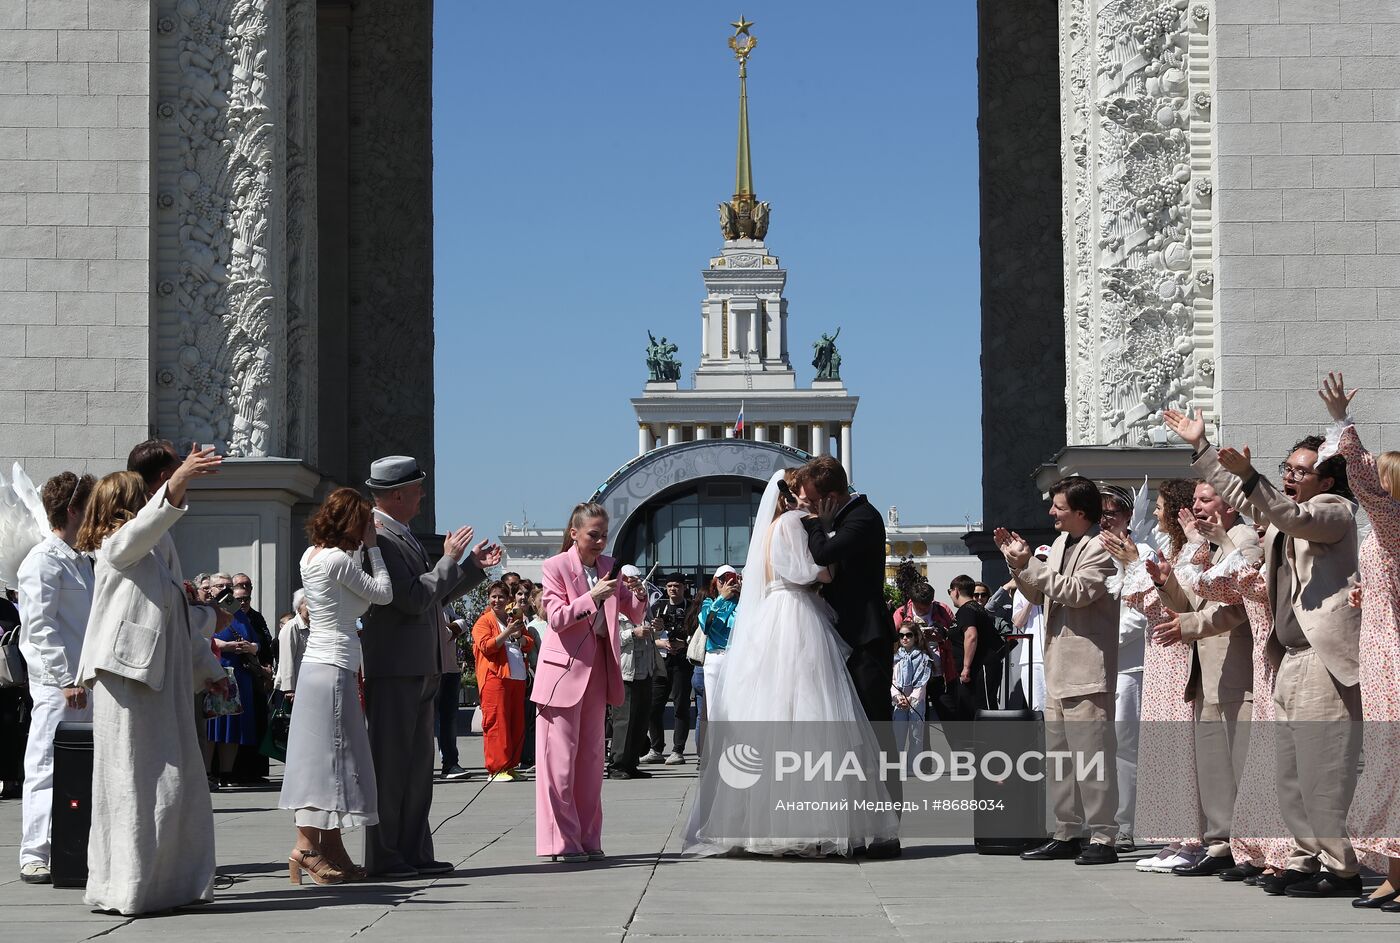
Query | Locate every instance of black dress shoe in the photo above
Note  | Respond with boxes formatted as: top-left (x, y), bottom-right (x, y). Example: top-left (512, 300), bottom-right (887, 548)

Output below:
top-left (1173, 853), bottom-right (1235, 876)
top-left (865, 839), bottom-right (902, 859)
top-left (1380, 898), bottom-right (1400, 913)
top-left (1219, 863), bottom-right (1264, 882)
top-left (1260, 869), bottom-right (1315, 896)
top-left (414, 860), bottom-right (454, 875)
top-left (1074, 842), bottom-right (1118, 866)
top-left (1285, 871), bottom-right (1363, 898)
top-left (1352, 888), bottom-right (1400, 908)
top-left (1020, 838), bottom-right (1082, 861)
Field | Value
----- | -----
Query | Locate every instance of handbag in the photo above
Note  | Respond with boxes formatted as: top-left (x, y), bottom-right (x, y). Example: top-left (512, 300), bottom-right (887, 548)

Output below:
top-left (0, 624), bottom-right (27, 688)
top-left (259, 690), bottom-right (292, 762)
top-left (202, 667), bottom-right (244, 718)
top-left (686, 620), bottom-right (708, 666)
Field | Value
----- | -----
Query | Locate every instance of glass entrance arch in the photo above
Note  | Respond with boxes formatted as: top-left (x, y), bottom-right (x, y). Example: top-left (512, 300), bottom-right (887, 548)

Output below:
top-left (612, 477), bottom-right (768, 588)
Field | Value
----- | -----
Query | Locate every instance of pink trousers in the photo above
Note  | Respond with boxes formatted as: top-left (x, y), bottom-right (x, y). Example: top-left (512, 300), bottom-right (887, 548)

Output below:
top-left (535, 635), bottom-right (609, 856)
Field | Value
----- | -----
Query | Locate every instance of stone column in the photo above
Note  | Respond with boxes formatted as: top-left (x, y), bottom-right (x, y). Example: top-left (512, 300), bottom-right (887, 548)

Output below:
top-left (840, 422), bottom-right (853, 482)
top-left (782, 424), bottom-right (796, 448)
top-left (810, 422), bottom-right (826, 457)
top-left (666, 424), bottom-right (681, 446)
top-left (638, 424), bottom-right (651, 455)
top-left (754, 424), bottom-right (768, 443)
top-left (695, 424), bottom-right (708, 440)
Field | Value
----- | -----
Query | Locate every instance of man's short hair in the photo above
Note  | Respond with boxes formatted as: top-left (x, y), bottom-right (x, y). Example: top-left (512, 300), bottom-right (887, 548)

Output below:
top-left (126, 439), bottom-right (180, 489)
top-left (794, 456), bottom-right (849, 497)
top-left (1050, 475), bottom-right (1103, 524)
top-left (1292, 435), bottom-right (1352, 500)
top-left (949, 575), bottom-right (978, 599)
top-left (909, 582), bottom-right (935, 605)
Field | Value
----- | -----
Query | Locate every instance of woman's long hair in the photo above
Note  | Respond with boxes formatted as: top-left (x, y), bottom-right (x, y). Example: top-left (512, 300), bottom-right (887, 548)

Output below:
top-left (75, 471), bottom-right (148, 552)
top-left (1379, 451), bottom-right (1400, 499)
top-left (1158, 478), bottom-right (1199, 558)
top-left (306, 487), bottom-right (372, 552)
top-left (559, 501), bottom-right (608, 553)
top-left (773, 469), bottom-right (800, 522)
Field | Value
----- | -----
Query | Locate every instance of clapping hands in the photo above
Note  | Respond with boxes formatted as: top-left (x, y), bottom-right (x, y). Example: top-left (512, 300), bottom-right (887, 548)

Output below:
top-left (1099, 530), bottom-right (1139, 564)
top-left (1217, 445), bottom-right (1255, 478)
top-left (1162, 407), bottom-right (1206, 450)
top-left (993, 528), bottom-right (1031, 571)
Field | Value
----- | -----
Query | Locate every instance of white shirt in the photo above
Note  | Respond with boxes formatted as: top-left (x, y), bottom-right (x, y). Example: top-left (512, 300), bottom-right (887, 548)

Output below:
top-left (17, 534), bottom-right (94, 688)
top-left (582, 563), bottom-right (607, 637)
top-left (504, 639), bottom-right (527, 680)
top-left (300, 545), bottom-right (392, 672)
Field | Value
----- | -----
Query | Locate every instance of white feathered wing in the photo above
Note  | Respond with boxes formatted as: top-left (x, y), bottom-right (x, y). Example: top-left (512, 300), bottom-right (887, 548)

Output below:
top-left (0, 462), bottom-right (48, 589)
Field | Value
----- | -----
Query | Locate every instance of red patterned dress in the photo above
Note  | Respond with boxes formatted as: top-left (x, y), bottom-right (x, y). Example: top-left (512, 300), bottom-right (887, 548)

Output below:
top-left (1173, 541), bottom-right (1290, 870)
top-left (1329, 421), bottom-right (1400, 872)
top-left (1120, 542), bottom-right (1210, 846)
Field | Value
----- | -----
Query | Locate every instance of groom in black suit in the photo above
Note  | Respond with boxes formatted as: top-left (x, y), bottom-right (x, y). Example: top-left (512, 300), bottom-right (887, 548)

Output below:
top-left (796, 456), bottom-right (902, 856)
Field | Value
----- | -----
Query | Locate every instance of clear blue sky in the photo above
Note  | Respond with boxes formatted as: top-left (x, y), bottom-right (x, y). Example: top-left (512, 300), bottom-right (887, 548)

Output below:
top-left (432, 1), bottom-right (982, 539)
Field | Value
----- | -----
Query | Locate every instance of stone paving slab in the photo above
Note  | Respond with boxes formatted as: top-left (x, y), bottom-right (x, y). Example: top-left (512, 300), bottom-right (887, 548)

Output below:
top-left (2, 737), bottom-right (1400, 941)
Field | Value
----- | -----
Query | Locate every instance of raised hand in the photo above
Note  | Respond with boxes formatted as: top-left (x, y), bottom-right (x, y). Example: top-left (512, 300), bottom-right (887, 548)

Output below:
top-left (362, 516), bottom-right (378, 549)
top-left (1177, 508), bottom-right (1201, 544)
top-left (1217, 445), bottom-right (1254, 478)
top-left (443, 527), bottom-right (472, 561)
top-left (1349, 582), bottom-right (1363, 609)
top-left (1100, 530), bottom-right (1139, 564)
top-left (1144, 555), bottom-right (1169, 586)
top-left (167, 445), bottom-right (222, 505)
top-left (1197, 510), bottom-right (1231, 546)
top-left (468, 540), bottom-right (502, 570)
top-left (993, 527), bottom-right (1031, 571)
top-left (1163, 408), bottom-right (1206, 450)
top-left (1318, 371), bottom-right (1358, 422)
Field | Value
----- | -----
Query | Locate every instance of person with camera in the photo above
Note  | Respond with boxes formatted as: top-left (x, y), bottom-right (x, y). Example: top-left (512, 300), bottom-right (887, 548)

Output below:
top-left (643, 575), bottom-right (692, 765)
top-left (76, 449), bottom-right (231, 914)
top-left (473, 580), bottom-right (534, 783)
top-left (205, 586), bottom-right (263, 787)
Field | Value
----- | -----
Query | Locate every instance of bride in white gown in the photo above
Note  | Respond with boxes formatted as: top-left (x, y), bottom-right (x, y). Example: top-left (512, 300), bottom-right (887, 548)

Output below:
top-left (684, 469), bottom-right (899, 856)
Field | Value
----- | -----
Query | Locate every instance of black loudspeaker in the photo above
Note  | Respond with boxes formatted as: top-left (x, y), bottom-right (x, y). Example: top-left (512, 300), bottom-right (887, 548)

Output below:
top-left (50, 721), bottom-right (94, 889)
top-left (971, 707), bottom-right (1047, 855)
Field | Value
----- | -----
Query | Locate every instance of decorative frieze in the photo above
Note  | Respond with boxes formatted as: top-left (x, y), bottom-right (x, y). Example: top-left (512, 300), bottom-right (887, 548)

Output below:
top-left (1061, 0), bottom-right (1216, 446)
top-left (155, 0), bottom-right (285, 456)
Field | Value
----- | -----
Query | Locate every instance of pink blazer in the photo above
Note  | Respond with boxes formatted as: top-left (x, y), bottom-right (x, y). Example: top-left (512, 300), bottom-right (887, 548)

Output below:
top-left (532, 546), bottom-right (646, 710)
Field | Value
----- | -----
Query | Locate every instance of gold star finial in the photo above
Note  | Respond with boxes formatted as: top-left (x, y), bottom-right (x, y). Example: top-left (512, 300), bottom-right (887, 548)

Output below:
top-left (731, 16), bottom-right (753, 36)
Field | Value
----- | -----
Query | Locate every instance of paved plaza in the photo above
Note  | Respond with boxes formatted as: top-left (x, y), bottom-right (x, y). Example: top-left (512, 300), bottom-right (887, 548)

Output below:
top-left (0, 735), bottom-right (1396, 943)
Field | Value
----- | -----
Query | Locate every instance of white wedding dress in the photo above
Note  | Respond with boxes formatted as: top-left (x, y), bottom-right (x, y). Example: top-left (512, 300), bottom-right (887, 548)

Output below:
top-left (684, 473), bottom-right (899, 857)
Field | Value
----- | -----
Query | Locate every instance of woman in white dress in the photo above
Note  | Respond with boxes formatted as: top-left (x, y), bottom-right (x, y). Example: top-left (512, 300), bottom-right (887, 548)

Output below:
top-left (684, 469), bottom-right (899, 857)
top-left (75, 450), bottom-right (229, 915)
top-left (279, 487), bottom-right (392, 884)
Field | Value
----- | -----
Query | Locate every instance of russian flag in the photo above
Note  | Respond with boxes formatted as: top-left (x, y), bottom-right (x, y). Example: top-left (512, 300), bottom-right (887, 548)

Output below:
top-left (733, 401), bottom-right (744, 437)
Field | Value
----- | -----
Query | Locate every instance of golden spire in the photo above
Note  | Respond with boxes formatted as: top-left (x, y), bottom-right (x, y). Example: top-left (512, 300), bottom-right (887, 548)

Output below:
top-left (729, 17), bottom-right (756, 198)
top-left (718, 17), bottom-right (769, 242)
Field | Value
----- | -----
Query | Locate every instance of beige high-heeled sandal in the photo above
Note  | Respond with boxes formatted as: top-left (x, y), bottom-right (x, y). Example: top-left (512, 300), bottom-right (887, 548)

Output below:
top-left (289, 848), bottom-right (345, 886)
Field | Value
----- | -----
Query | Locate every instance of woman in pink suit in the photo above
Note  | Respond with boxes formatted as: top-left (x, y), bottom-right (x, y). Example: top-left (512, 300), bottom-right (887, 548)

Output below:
top-left (533, 502), bottom-right (647, 863)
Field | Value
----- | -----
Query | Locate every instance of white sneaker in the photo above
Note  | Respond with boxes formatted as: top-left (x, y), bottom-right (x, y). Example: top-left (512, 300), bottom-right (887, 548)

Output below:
top-left (20, 862), bottom-right (51, 884)
top-left (640, 750), bottom-right (665, 764)
top-left (1149, 852), bottom-right (1195, 873)
top-left (664, 752), bottom-right (685, 765)
top-left (1136, 848), bottom-right (1174, 872)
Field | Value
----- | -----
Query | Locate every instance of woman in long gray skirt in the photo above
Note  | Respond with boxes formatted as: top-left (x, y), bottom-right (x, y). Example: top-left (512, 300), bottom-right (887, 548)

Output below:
top-left (279, 487), bottom-right (391, 884)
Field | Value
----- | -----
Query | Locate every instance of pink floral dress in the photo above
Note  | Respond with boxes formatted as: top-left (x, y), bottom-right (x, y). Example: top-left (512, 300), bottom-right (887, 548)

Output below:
top-left (1328, 421), bottom-right (1400, 871)
top-left (1119, 542), bottom-right (1210, 845)
top-left (1173, 542), bottom-right (1290, 870)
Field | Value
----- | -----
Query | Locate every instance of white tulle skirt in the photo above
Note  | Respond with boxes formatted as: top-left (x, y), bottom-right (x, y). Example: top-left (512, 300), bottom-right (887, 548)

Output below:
top-left (683, 584), bottom-right (900, 857)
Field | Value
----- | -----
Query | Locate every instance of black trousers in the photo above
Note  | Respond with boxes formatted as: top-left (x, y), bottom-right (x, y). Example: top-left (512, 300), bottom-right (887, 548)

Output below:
top-left (848, 639), bottom-right (900, 805)
top-left (608, 677), bottom-right (653, 771)
top-left (435, 671), bottom-right (460, 772)
top-left (647, 657), bottom-right (693, 756)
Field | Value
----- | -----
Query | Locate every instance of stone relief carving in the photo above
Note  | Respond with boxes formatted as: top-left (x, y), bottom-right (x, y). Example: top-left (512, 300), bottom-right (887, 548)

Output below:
top-left (1062, 0), bottom-right (1213, 446)
top-left (284, 0), bottom-right (317, 461)
top-left (164, 0), bottom-right (283, 456)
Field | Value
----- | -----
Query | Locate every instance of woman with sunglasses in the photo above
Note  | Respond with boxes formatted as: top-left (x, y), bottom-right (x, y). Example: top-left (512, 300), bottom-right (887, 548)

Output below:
top-left (697, 566), bottom-right (741, 717)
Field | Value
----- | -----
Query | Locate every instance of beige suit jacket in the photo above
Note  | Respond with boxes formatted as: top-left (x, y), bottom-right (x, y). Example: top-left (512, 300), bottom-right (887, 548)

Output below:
top-left (1013, 529), bottom-right (1119, 698)
top-left (1158, 521), bottom-right (1262, 705)
top-left (1192, 446), bottom-right (1361, 687)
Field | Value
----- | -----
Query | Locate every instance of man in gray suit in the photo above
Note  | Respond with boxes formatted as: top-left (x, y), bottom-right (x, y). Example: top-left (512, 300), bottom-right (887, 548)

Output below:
top-left (362, 456), bottom-right (500, 878)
